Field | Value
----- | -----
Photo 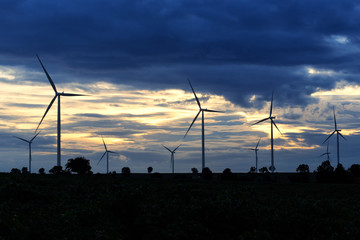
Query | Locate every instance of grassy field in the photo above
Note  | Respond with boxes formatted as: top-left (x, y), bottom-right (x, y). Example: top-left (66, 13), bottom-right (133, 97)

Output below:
top-left (0, 173), bottom-right (360, 239)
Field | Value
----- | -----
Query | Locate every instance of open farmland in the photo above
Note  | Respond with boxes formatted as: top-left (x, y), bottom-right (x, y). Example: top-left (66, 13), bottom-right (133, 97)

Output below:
top-left (0, 173), bottom-right (360, 239)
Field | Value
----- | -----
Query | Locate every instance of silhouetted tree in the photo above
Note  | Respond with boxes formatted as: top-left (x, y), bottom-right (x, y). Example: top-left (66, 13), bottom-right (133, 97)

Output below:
top-left (121, 167), bottom-right (131, 177)
top-left (221, 168), bottom-right (234, 180)
top-left (349, 164), bottom-right (360, 177)
top-left (38, 168), bottom-right (45, 175)
top-left (296, 164), bottom-right (310, 173)
top-left (269, 165), bottom-right (276, 173)
top-left (315, 160), bottom-right (334, 183)
top-left (191, 168), bottom-right (199, 174)
top-left (259, 167), bottom-right (269, 174)
top-left (248, 166), bottom-right (256, 174)
top-left (201, 167), bottom-right (213, 180)
top-left (21, 167), bottom-right (29, 174)
top-left (334, 163), bottom-right (350, 182)
top-left (65, 157), bottom-right (91, 175)
top-left (147, 166), bottom-right (153, 174)
top-left (316, 160), bottom-right (334, 173)
top-left (49, 166), bottom-right (63, 175)
top-left (10, 168), bottom-right (21, 174)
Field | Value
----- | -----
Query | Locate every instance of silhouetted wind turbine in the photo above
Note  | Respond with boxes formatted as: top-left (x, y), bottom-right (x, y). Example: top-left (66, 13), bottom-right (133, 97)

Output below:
top-left (13, 132), bottom-right (40, 173)
top-left (184, 80), bottom-right (223, 170)
top-left (319, 141), bottom-right (331, 161)
top-left (97, 137), bottom-right (117, 174)
top-left (162, 144), bottom-right (181, 174)
top-left (35, 55), bottom-right (86, 167)
top-left (322, 108), bottom-right (346, 166)
top-left (252, 91), bottom-right (281, 173)
top-left (247, 138), bottom-right (261, 173)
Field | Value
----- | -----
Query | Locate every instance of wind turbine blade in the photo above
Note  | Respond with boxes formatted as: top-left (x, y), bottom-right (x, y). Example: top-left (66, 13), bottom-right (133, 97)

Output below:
top-left (204, 109), bottom-right (223, 113)
top-left (188, 79), bottom-right (201, 109)
top-left (184, 110), bottom-right (201, 138)
top-left (247, 148), bottom-right (256, 151)
top-left (162, 145), bottom-right (172, 152)
top-left (333, 107), bottom-right (337, 130)
top-left (269, 90), bottom-right (274, 117)
top-left (252, 117), bottom-right (270, 126)
top-left (14, 136), bottom-right (30, 143)
top-left (322, 130), bottom-right (336, 144)
top-left (97, 151), bottom-right (107, 165)
top-left (30, 131), bottom-right (40, 142)
top-left (338, 131), bottom-right (346, 140)
top-left (271, 120), bottom-right (282, 134)
top-left (36, 54), bottom-right (57, 93)
top-left (173, 144), bottom-right (181, 152)
top-left (35, 95), bottom-right (57, 132)
top-left (61, 93), bottom-right (88, 97)
top-left (255, 138), bottom-right (261, 149)
top-left (319, 153), bottom-right (327, 157)
top-left (102, 136), bottom-right (107, 151)
top-left (108, 151), bottom-right (117, 154)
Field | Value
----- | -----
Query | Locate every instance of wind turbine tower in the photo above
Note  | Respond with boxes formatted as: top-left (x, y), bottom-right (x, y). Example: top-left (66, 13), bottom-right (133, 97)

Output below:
top-left (162, 144), bottom-right (181, 174)
top-left (14, 132), bottom-right (40, 173)
top-left (184, 80), bottom-right (223, 170)
top-left (323, 108), bottom-right (346, 166)
top-left (98, 137), bottom-right (117, 174)
top-left (36, 55), bottom-right (86, 166)
top-left (247, 138), bottom-right (261, 173)
top-left (252, 91), bottom-right (281, 173)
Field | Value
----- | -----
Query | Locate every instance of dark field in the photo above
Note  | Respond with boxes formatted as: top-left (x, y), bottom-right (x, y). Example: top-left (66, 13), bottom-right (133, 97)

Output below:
top-left (0, 173), bottom-right (360, 240)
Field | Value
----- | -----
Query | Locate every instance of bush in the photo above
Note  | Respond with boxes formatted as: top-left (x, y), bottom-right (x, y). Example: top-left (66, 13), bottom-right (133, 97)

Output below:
top-left (201, 167), bottom-right (213, 180)
top-left (248, 166), bottom-right (256, 174)
top-left (38, 168), bottom-right (45, 175)
top-left (191, 168), bottom-right (199, 174)
top-left (65, 156), bottom-right (92, 175)
top-left (259, 167), bottom-right (269, 174)
top-left (221, 168), bottom-right (234, 180)
top-left (315, 160), bottom-right (334, 183)
top-left (349, 164), bottom-right (360, 177)
top-left (10, 168), bottom-right (21, 174)
top-left (49, 166), bottom-right (64, 175)
top-left (21, 167), bottom-right (29, 174)
top-left (296, 164), bottom-right (310, 173)
top-left (147, 166), bottom-right (153, 174)
top-left (121, 167), bottom-right (131, 177)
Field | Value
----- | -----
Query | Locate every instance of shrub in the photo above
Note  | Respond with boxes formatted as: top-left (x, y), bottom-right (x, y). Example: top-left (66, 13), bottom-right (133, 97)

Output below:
top-left (49, 166), bottom-right (64, 175)
top-left (21, 167), bottom-right (29, 174)
top-left (201, 167), bottom-right (213, 180)
top-left (259, 167), bottom-right (269, 174)
top-left (147, 166), bottom-right (153, 174)
top-left (191, 168), bottom-right (199, 174)
top-left (349, 164), bottom-right (360, 177)
top-left (10, 168), bottom-right (21, 174)
top-left (121, 167), bottom-right (131, 177)
top-left (38, 168), bottom-right (45, 175)
top-left (248, 166), bottom-right (256, 174)
top-left (296, 164), bottom-right (310, 173)
top-left (221, 168), bottom-right (234, 180)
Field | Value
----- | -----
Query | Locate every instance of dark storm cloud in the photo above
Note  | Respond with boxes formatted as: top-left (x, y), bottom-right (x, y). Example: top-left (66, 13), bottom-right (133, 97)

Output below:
top-left (1, 0), bottom-right (360, 107)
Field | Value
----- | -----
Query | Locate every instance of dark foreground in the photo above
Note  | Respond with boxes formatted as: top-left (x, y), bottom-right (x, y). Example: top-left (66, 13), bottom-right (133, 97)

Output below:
top-left (0, 173), bottom-right (360, 240)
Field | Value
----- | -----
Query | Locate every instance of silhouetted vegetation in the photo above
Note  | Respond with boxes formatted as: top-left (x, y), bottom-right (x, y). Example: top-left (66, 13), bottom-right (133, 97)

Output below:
top-left (65, 156), bottom-right (92, 175)
top-left (38, 168), bottom-right (45, 175)
top-left (121, 167), bottom-right (131, 177)
top-left (201, 167), bottom-right (213, 180)
top-left (147, 166), bottom-right (153, 174)
top-left (191, 168), bottom-right (198, 174)
top-left (21, 167), bottom-right (29, 174)
top-left (248, 166), bottom-right (256, 174)
top-left (151, 172), bottom-right (162, 179)
top-left (290, 164), bottom-right (310, 182)
top-left (10, 168), bottom-right (21, 174)
top-left (296, 164), bottom-right (309, 173)
top-left (49, 166), bottom-right (65, 175)
top-left (349, 164), bottom-right (360, 177)
top-left (221, 168), bottom-right (234, 180)
top-left (259, 167), bottom-right (269, 174)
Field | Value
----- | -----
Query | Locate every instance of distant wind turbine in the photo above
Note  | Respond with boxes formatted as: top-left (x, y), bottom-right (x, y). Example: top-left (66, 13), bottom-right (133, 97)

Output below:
top-left (162, 144), bottom-right (181, 174)
top-left (184, 79), bottom-right (223, 170)
top-left (98, 137), bottom-right (117, 174)
top-left (35, 55), bottom-right (87, 167)
top-left (319, 141), bottom-right (331, 161)
top-left (322, 107), bottom-right (346, 166)
top-left (247, 138), bottom-right (261, 173)
top-left (13, 132), bottom-right (40, 173)
top-left (252, 91), bottom-right (281, 173)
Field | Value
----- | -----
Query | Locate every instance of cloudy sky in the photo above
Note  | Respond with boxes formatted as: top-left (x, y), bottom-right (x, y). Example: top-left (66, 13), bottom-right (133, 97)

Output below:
top-left (1, 0), bottom-right (360, 173)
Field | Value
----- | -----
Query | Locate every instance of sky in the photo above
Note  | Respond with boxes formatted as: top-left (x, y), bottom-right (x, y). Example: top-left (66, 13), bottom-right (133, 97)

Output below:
top-left (1, 0), bottom-right (360, 173)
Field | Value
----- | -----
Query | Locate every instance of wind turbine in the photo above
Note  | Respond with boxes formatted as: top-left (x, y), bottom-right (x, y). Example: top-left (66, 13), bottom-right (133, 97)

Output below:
top-left (322, 108), bottom-right (346, 166)
top-left (162, 144), bottom-right (181, 174)
top-left (184, 79), bottom-right (223, 170)
top-left (13, 132), bottom-right (40, 173)
top-left (247, 138), bottom-right (261, 173)
top-left (319, 140), bottom-right (331, 161)
top-left (35, 54), bottom-right (86, 167)
top-left (252, 91), bottom-right (281, 173)
top-left (97, 137), bottom-right (117, 174)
